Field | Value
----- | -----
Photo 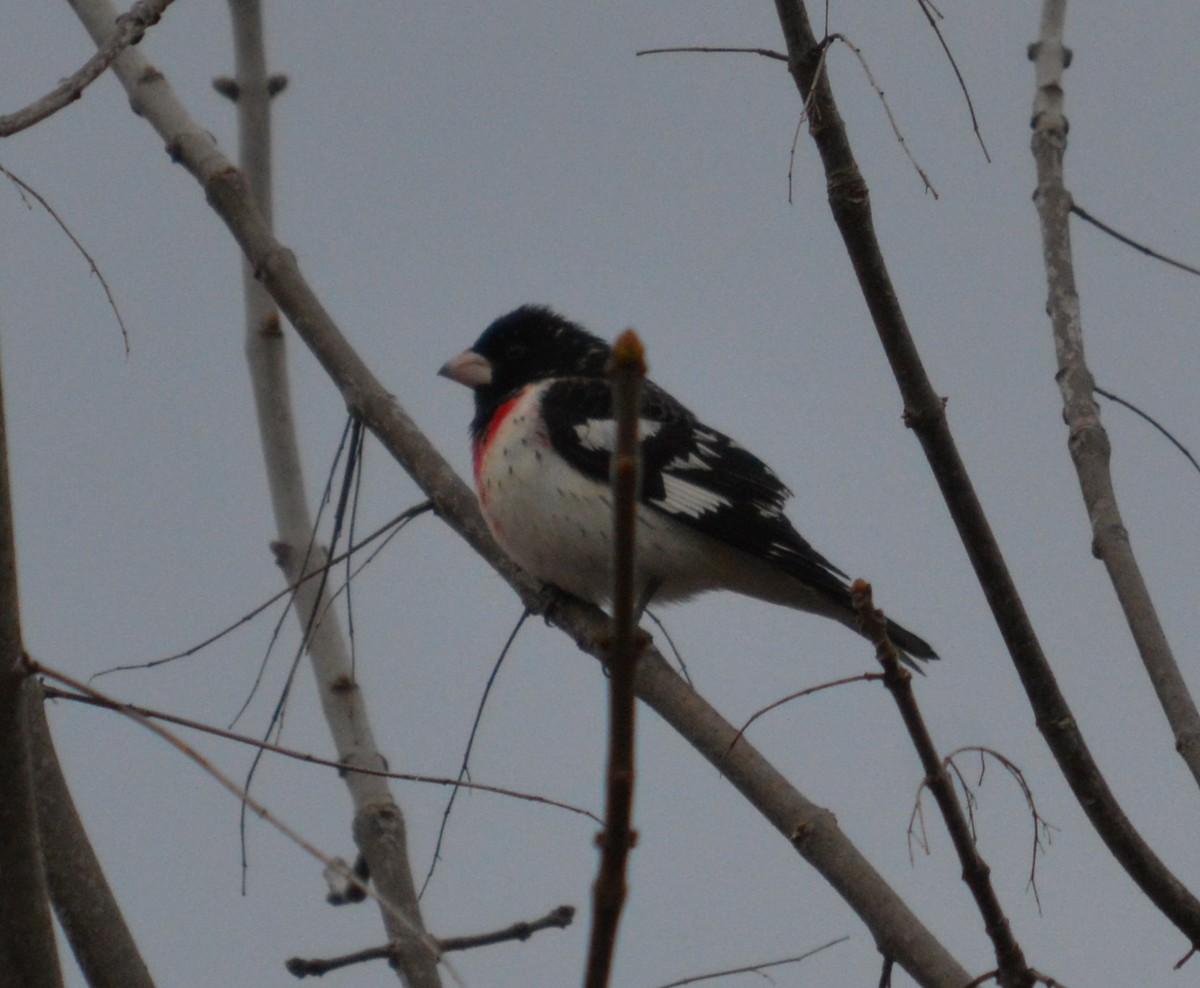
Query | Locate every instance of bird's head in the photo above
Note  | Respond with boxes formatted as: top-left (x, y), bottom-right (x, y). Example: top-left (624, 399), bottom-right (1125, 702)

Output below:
top-left (439, 305), bottom-right (612, 406)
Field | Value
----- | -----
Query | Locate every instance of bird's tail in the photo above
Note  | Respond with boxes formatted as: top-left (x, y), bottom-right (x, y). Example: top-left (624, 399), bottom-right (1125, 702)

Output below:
top-left (882, 616), bottom-right (939, 672)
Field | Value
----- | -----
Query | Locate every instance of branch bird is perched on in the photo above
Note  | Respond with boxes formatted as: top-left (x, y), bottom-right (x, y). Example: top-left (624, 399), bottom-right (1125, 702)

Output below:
top-left (440, 305), bottom-right (938, 669)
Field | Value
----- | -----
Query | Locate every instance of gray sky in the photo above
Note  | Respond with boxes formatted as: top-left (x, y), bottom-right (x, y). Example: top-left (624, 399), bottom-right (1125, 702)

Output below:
top-left (3, 3), bottom-right (1199, 986)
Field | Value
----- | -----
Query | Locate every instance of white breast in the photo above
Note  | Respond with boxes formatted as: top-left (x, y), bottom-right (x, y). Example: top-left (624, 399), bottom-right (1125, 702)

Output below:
top-left (475, 383), bottom-right (748, 606)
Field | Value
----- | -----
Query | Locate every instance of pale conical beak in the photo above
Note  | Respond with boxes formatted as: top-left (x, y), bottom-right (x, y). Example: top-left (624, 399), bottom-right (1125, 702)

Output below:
top-left (438, 349), bottom-right (493, 388)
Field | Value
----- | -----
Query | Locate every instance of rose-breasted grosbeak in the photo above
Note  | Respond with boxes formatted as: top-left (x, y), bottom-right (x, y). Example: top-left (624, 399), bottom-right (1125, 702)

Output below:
top-left (440, 305), bottom-right (937, 667)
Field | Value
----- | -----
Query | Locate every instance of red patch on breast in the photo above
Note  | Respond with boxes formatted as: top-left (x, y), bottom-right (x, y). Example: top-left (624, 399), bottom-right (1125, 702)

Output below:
top-left (472, 392), bottom-right (524, 506)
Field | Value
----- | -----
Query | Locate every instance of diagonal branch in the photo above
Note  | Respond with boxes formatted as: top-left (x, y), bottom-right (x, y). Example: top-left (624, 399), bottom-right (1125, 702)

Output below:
top-left (853, 581), bottom-right (1033, 988)
top-left (0, 0), bottom-right (174, 137)
top-left (63, 2), bottom-right (971, 982)
top-left (770, 0), bottom-right (1200, 950)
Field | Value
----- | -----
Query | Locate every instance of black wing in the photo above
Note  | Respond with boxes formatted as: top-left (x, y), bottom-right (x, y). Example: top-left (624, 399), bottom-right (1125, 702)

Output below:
top-left (540, 377), bottom-right (850, 599)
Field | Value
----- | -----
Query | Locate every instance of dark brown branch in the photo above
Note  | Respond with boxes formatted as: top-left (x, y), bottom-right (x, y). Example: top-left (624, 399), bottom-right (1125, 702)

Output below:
top-left (0, 0), bottom-right (173, 137)
top-left (26, 686), bottom-right (156, 988)
top-left (584, 330), bottom-right (647, 988)
top-left (771, 0), bottom-right (1200, 950)
top-left (0, 359), bottom-right (62, 988)
top-left (439, 904), bottom-right (576, 952)
top-left (852, 581), bottom-right (1033, 988)
top-left (285, 905), bottom-right (575, 978)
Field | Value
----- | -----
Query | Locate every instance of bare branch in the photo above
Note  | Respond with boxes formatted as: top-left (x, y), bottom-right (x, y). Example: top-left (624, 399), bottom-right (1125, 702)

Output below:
top-left (911, 0), bottom-right (991, 161)
top-left (852, 581), bottom-right (1033, 988)
top-left (584, 329), bottom-right (647, 988)
top-left (0, 363), bottom-right (62, 988)
top-left (422, 610), bottom-right (532, 895)
top-left (439, 904), bottom-right (576, 953)
top-left (26, 685), bottom-right (156, 988)
top-left (286, 905), bottom-right (575, 978)
top-left (636, 45), bottom-right (787, 61)
top-left (1071, 203), bottom-right (1200, 277)
top-left (649, 936), bottom-right (849, 988)
top-left (28, 658), bottom-right (444, 971)
top-left (729, 672), bottom-right (882, 753)
top-left (0, 163), bottom-right (130, 355)
top-left (1093, 387), bottom-right (1200, 477)
top-left (826, 34), bottom-right (938, 197)
top-left (218, 2), bottom-right (439, 981)
top-left (91, 503), bottom-right (430, 679)
top-left (942, 747), bottom-right (1057, 913)
top-left (62, 4), bottom-right (973, 979)
top-left (1030, 5), bottom-right (1200, 790)
top-left (41, 685), bottom-right (600, 823)
top-left (0, 0), bottom-right (174, 137)
top-left (770, 0), bottom-right (1200, 948)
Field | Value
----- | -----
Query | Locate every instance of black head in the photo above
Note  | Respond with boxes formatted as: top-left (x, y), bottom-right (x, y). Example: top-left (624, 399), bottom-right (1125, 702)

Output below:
top-left (440, 306), bottom-right (612, 431)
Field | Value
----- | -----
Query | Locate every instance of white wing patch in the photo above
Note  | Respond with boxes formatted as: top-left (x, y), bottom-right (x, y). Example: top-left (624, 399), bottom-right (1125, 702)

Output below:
top-left (652, 474), bottom-right (731, 519)
top-left (664, 451), bottom-right (713, 472)
top-left (573, 417), bottom-right (662, 452)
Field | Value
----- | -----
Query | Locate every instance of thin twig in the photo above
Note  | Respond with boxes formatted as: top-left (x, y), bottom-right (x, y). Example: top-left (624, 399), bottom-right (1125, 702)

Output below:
top-left (1093, 387), bottom-right (1200, 477)
top-left (789, 40), bottom-right (833, 203)
top-left (28, 657), bottom-right (444, 969)
top-left (1071, 203), bottom-right (1200, 277)
top-left (421, 609), bottom-right (531, 896)
top-left (286, 905), bottom-right (575, 978)
top-left (584, 330), bottom-right (647, 988)
top-left (649, 936), bottom-right (849, 988)
top-left (945, 747), bottom-right (1057, 913)
top-left (0, 163), bottom-right (130, 355)
top-left (40, 685), bottom-right (599, 823)
top-left (90, 502), bottom-right (430, 679)
top-left (728, 672), bottom-right (882, 754)
top-left (635, 46), bottom-right (787, 61)
top-left (911, 0), bottom-right (991, 161)
top-left (826, 34), bottom-right (938, 197)
top-left (0, 0), bottom-right (174, 137)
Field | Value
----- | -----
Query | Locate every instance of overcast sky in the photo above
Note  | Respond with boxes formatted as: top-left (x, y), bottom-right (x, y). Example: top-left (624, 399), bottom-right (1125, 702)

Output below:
top-left (3, 3), bottom-right (1200, 986)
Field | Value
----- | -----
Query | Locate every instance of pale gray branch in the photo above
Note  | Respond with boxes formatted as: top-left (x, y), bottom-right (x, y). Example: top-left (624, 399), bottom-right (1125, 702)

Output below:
top-left (0, 0), bottom-right (174, 137)
top-left (221, 2), bottom-right (439, 985)
top-left (1029, 3), bottom-right (1200, 788)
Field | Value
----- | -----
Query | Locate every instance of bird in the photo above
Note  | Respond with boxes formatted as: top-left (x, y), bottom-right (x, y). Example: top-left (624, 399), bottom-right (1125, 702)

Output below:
top-left (439, 305), bottom-right (937, 668)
